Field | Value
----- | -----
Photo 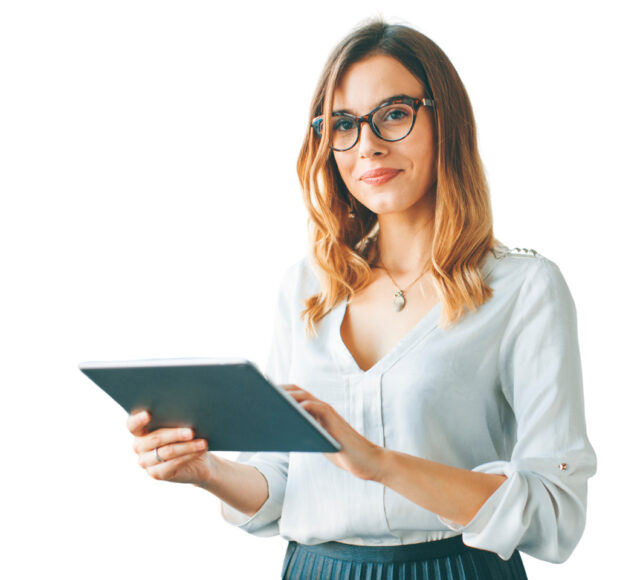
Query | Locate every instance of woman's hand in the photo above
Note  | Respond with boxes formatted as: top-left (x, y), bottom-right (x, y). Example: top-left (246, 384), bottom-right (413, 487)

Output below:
top-left (282, 384), bottom-right (386, 482)
top-left (127, 410), bottom-right (215, 486)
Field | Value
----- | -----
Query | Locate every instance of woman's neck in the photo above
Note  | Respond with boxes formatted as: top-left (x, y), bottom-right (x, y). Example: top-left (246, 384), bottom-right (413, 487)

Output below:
top-left (374, 199), bottom-right (435, 277)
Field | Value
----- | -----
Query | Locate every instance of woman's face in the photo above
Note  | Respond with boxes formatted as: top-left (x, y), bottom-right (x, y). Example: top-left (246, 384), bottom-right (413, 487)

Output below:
top-left (331, 54), bottom-right (437, 217)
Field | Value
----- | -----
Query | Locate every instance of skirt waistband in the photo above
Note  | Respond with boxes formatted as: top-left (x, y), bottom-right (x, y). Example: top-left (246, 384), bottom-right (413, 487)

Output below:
top-left (288, 535), bottom-right (476, 564)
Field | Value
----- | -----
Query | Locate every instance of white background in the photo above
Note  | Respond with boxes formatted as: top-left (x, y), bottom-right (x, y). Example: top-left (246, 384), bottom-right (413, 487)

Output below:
top-left (1, 1), bottom-right (637, 578)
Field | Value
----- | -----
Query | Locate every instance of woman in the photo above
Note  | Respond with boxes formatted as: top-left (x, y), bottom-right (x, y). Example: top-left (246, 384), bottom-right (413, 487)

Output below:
top-left (127, 19), bottom-right (597, 579)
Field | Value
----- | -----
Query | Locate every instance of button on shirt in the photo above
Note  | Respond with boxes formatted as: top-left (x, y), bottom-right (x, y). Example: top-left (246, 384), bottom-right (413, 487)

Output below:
top-left (220, 245), bottom-right (597, 563)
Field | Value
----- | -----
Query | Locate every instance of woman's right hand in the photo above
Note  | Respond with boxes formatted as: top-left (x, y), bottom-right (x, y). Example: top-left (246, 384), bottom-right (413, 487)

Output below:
top-left (127, 410), bottom-right (215, 486)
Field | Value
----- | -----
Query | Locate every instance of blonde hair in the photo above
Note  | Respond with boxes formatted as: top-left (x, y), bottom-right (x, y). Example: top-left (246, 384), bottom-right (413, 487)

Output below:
top-left (297, 18), bottom-right (499, 338)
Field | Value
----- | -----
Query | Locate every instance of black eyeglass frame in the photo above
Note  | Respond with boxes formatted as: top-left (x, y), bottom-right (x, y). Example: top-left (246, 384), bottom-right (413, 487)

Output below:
top-left (311, 96), bottom-right (435, 152)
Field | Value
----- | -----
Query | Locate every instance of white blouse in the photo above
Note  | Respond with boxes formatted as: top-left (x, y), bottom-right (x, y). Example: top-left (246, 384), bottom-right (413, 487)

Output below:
top-left (220, 244), bottom-right (597, 563)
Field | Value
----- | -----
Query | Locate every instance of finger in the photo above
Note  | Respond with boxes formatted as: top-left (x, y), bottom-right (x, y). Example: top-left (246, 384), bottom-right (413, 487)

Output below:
top-left (283, 384), bottom-right (304, 392)
top-left (286, 389), bottom-right (315, 401)
top-left (139, 438), bottom-right (207, 468)
top-left (127, 410), bottom-right (151, 436)
top-left (146, 449), bottom-right (209, 481)
top-left (132, 426), bottom-right (195, 454)
top-left (300, 400), bottom-right (331, 426)
top-left (301, 400), bottom-right (324, 411)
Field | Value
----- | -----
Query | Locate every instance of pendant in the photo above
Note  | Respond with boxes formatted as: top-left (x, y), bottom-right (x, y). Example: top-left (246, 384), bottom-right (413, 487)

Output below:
top-left (392, 290), bottom-right (406, 312)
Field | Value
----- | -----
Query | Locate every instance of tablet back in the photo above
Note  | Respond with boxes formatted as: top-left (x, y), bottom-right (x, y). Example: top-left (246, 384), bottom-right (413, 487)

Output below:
top-left (80, 358), bottom-right (341, 453)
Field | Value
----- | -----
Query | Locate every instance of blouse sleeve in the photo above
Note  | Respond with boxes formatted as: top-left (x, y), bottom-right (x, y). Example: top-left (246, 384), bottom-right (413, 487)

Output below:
top-left (219, 263), bottom-right (295, 536)
top-left (437, 256), bottom-right (597, 563)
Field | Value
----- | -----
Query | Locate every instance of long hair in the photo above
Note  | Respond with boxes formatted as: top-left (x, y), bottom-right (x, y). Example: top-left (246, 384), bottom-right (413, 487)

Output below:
top-left (297, 18), bottom-right (499, 338)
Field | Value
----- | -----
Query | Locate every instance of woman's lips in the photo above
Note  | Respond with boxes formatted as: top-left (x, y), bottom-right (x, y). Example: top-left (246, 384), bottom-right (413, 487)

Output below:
top-left (359, 168), bottom-right (402, 185)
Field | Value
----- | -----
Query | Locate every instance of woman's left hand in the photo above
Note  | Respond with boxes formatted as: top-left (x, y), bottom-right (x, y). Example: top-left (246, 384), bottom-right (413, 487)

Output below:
top-left (282, 384), bottom-right (386, 482)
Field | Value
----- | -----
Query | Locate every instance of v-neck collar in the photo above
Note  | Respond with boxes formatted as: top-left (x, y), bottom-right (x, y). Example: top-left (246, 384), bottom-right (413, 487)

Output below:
top-left (331, 297), bottom-right (442, 375)
top-left (328, 248), bottom-right (501, 376)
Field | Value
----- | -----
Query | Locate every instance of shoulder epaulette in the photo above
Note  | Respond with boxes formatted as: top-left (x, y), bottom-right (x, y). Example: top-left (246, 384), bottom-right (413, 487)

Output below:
top-left (507, 247), bottom-right (539, 257)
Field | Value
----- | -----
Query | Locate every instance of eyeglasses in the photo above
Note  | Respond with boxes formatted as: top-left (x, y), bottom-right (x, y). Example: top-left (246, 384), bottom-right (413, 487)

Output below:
top-left (311, 95), bottom-right (435, 152)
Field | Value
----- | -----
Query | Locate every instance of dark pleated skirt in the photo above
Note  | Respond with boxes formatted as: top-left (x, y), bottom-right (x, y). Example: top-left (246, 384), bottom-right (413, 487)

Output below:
top-left (281, 535), bottom-right (528, 580)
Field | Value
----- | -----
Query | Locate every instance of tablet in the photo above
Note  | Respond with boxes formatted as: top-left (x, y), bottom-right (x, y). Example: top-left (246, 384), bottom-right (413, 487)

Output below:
top-left (79, 357), bottom-right (341, 453)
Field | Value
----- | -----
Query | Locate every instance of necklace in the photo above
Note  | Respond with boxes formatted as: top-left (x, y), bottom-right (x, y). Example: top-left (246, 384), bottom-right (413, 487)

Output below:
top-left (377, 255), bottom-right (432, 312)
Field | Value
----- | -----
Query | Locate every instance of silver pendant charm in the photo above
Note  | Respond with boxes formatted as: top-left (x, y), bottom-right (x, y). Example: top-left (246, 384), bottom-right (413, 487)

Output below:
top-left (392, 290), bottom-right (406, 312)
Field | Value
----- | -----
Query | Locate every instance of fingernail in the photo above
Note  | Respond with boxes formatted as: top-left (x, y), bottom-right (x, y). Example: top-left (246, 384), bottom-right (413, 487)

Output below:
top-left (182, 428), bottom-right (193, 438)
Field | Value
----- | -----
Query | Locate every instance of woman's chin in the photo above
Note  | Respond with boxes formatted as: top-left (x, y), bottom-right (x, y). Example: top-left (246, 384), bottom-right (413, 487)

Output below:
top-left (363, 198), bottom-right (422, 217)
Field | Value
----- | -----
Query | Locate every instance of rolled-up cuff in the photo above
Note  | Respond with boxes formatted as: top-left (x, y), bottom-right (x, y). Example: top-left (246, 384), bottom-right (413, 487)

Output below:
top-left (437, 461), bottom-right (516, 560)
top-left (436, 456), bottom-right (589, 563)
top-left (437, 473), bottom-right (511, 533)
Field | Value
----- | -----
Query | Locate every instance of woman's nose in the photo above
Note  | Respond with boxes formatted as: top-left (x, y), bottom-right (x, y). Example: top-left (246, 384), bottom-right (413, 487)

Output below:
top-left (357, 121), bottom-right (387, 158)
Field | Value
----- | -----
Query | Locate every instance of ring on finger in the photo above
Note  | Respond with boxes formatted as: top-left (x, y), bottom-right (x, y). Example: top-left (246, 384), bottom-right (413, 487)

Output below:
top-left (155, 447), bottom-right (165, 463)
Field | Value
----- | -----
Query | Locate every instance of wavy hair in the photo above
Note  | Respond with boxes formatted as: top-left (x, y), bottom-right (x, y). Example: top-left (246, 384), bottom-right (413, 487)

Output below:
top-left (297, 18), bottom-right (500, 338)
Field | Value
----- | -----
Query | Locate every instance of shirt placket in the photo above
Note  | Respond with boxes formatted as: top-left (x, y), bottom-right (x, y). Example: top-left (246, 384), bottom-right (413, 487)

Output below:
top-left (347, 371), bottom-right (391, 540)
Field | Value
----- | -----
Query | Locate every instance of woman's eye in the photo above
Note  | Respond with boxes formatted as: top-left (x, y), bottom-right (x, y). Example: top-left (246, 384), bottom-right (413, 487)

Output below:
top-left (382, 107), bottom-right (410, 122)
top-left (333, 117), bottom-right (356, 132)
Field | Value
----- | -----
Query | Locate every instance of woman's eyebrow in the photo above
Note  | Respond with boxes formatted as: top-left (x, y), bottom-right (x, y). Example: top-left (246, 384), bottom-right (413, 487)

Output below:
top-left (333, 94), bottom-right (410, 115)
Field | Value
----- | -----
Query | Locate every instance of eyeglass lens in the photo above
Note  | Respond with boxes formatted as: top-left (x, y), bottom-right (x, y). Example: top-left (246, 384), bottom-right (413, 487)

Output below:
top-left (320, 102), bottom-right (416, 150)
